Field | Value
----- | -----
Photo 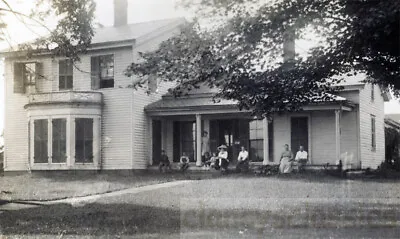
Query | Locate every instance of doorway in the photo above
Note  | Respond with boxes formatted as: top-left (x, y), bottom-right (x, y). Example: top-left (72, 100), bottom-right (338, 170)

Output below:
top-left (291, 117), bottom-right (309, 154)
top-left (209, 119), bottom-right (250, 163)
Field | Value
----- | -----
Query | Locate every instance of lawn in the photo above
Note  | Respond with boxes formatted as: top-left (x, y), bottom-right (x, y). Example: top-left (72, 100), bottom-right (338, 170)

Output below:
top-left (0, 171), bottom-right (211, 201)
top-left (1, 173), bottom-right (400, 238)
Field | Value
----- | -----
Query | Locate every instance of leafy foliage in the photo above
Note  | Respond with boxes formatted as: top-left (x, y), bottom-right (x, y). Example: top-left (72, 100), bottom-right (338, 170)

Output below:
top-left (126, 0), bottom-right (400, 116)
top-left (1, 0), bottom-right (96, 61)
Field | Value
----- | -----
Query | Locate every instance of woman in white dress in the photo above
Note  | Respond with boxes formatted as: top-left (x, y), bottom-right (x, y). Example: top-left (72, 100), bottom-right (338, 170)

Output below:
top-left (279, 144), bottom-right (294, 174)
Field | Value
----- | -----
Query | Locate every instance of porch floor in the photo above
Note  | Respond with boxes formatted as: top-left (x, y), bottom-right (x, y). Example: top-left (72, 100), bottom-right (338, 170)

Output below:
top-left (148, 162), bottom-right (269, 172)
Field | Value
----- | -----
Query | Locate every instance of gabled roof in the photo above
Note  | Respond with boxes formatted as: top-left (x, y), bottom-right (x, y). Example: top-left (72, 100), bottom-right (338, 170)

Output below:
top-left (335, 73), bottom-right (391, 101)
top-left (91, 18), bottom-right (185, 45)
top-left (0, 17), bottom-right (186, 54)
top-left (145, 84), bottom-right (352, 113)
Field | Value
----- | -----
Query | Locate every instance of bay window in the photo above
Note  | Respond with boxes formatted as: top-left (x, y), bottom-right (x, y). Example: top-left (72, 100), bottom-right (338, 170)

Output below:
top-left (75, 118), bottom-right (94, 163)
top-left (34, 119), bottom-right (48, 163)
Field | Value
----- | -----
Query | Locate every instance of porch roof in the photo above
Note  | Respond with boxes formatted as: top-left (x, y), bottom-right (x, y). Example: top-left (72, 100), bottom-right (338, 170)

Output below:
top-left (145, 93), bottom-right (355, 116)
top-left (145, 94), bottom-right (241, 115)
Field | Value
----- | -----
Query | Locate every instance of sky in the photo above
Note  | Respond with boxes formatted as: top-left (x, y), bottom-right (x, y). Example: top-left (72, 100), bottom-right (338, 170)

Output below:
top-left (0, 0), bottom-right (400, 134)
top-left (0, 0), bottom-right (189, 133)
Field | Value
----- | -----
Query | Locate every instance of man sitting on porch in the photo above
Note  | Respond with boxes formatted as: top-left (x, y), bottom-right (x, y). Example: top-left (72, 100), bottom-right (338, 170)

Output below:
top-left (215, 145), bottom-right (229, 172)
top-left (295, 146), bottom-right (308, 172)
top-left (159, 150), bottom-right (171, 173)
top-left (236, 146), bottom-right (249, 173)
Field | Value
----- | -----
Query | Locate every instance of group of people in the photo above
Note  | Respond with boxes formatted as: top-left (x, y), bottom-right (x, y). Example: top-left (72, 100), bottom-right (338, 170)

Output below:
top-left (158, 129), bottom-right (309, 174)
top-left (158, 143), bottom-right (250, 173)
top-left (202, 145), bottom-right (249, 173)
top-left (279, 144), bottom-right (308, 174)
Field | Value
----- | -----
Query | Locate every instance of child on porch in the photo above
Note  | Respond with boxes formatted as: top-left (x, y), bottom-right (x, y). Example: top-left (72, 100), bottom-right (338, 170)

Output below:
top-left (179, 152), bottom-right (190, 172)
top-left (205, 152), bottom-right (218, 169)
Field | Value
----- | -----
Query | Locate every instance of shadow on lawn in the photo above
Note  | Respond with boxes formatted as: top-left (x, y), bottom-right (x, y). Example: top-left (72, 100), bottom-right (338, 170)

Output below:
top-left (28, 170), bottom-right (216, 183)
top-left (1, 200), bottom-right (400, 237)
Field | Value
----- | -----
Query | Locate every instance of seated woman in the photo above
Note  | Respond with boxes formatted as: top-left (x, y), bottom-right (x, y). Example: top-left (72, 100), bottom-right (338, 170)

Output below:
top-left (279, 144), bottom-right (294, 174)
top-left (179, 152), bottom-right (190, 172)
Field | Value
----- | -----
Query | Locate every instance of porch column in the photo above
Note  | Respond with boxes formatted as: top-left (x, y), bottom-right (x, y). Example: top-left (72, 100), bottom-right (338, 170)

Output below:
top-left (263, 118), bottom-right (269, 165)
top-left (335, 110), bottom-right (341, 163)
top-left (196, 114), bottom-right (202, 166)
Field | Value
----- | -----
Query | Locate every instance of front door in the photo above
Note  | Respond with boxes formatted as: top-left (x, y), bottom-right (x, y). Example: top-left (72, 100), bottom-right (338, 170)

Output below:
top-left (209, 119), bottom-right (249, 163)
top-left (291, 117), bottom-right (309, 154)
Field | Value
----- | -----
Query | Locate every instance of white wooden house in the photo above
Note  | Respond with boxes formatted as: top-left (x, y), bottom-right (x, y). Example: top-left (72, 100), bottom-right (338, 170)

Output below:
top-left (1, 0), bottom-right (389, 172)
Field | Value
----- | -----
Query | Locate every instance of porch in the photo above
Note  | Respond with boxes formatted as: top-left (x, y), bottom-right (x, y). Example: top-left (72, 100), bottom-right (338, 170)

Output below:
top-left (145, 90), bottom-right (358, 169)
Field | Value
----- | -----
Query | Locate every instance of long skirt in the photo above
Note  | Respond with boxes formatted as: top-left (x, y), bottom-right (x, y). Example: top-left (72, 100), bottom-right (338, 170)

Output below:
top-left (279, 157), bottom-right (293, 174)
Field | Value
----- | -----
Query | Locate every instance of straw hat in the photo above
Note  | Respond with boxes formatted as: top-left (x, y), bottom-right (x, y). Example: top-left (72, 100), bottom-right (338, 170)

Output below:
top-left (218, 145), bottom-right (227, 149)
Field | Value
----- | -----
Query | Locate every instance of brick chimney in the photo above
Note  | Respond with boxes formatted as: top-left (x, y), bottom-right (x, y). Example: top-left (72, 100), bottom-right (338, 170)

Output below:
top-left (283, 28), bottom-right (295, 63)
top-left (114, 0), bottom-right (128, 27)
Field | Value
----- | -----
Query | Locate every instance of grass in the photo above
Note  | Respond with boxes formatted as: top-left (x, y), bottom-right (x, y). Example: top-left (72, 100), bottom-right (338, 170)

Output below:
top-left (2, 174), bottom-right (400, 238)
top-left (0, 171), bottom-right (213, 202)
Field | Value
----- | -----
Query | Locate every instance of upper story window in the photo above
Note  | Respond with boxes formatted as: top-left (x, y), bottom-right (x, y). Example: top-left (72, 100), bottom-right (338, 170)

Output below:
top-left (59, 59), bottom-right (73, 90)
top-left (91, 54), bottom-right (114, 89)
top-left (371, 84), bottom-right (375, 102)
top-left (13, 62), bottom-right (41, 93)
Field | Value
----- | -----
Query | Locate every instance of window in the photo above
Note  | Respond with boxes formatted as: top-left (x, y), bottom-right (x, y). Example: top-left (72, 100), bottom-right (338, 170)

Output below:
top-left (91, 55), bottom-right (114, 89)
top-left (75, 118), bottom-right (93, 163)
top-left (34, 119), bottom-right (48, 163)
top-left (371, 84), bottom-right (375, 102)
top-left (173, 121), bottom-right (196, 162)
top-left (249, 119), bottom-right (264, 162)
top-left (13, 62), bottom-right (41, 93)
top-left (371, 115), bottom-right (376, 151)
top-left (59, 60), bottom-right (73, 90)
top-left (52, 119), bottom-right (67, 163)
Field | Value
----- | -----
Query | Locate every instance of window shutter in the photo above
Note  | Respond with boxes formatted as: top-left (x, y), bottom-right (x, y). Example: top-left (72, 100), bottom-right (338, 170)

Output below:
top-left (35, 62), bottom-right (43, 80)
top-left (91, 57), bottom-right (100, 90)
top-left (13, 63), bottom-right (25, 93)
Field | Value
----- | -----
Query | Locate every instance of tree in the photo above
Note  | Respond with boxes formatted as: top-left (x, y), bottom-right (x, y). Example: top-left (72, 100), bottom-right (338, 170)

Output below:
top-left (0, 0), bottom-right (96, 61)
top-left (126, 0), bottom-right (400, 117)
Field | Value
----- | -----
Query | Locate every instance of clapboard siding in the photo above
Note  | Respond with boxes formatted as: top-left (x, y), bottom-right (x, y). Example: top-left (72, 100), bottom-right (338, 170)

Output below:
top-left (340, 109), bottom-right (360, 168)
top-left (4, 59), bottom-right (29, 171)
top-left (310, 111), bottom-right (337, 164)
top-left (100, 89), bottom-right (133, 169)
top-left (359, 84), bottom-right (385, 169)
top-left (338, 90), bottom-right (360, 104)
top-left (94, 48), bottom-right (134, 169)
top-left (4, 56), bottom-right (54, 171)
top-left (131, 28), bottom-right (180, 169)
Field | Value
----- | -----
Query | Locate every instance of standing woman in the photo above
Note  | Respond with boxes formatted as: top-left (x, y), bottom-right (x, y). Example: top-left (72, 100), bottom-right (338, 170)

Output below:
top-left (279, 144), bottom-right (294, 174)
